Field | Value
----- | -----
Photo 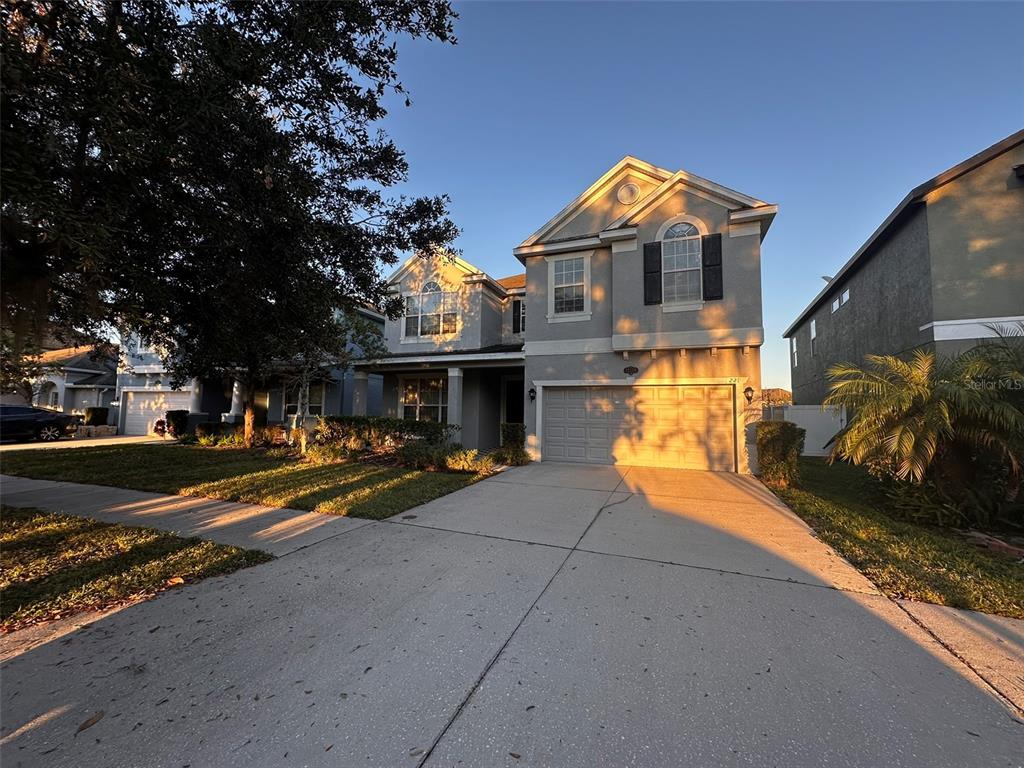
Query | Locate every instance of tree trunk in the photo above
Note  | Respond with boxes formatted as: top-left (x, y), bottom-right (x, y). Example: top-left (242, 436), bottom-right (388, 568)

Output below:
top-left (243, 392), bottom-right (256, 449)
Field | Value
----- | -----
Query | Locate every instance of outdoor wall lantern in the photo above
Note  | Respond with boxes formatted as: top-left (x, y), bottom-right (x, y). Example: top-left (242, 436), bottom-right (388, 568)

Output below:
top-left (743, 386), bottom-right (755, 404)
top-left (529, 388), bottom-right (537, 402)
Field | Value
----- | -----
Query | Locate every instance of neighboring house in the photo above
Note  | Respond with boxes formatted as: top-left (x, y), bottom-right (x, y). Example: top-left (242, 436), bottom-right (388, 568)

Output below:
top-left (356, 156), bottom-right (777, 472)
top-left (784, 130), bottom-right (1024, 404)
top-left (114, 308), bottom-right (386, 435)
top-left (31, 345), bottom-right (118, 419)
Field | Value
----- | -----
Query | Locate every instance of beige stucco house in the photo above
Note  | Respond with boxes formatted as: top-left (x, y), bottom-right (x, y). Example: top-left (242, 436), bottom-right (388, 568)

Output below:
top-left (356, 156), bottom-right (777, 472)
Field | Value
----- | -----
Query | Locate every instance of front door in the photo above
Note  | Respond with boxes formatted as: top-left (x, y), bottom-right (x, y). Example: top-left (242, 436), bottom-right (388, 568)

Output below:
top-left (503, 377), bottom-right (524, 424)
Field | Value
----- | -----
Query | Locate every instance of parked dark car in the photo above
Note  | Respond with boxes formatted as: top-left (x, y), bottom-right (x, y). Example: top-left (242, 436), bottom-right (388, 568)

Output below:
top-left (0, 405), bottom-right (78, 442)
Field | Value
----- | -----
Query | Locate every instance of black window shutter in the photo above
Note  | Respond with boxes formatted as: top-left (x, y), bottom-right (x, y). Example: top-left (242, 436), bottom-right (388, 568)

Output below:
top-left (643, 242), bottom-right (662, 305)
top-left (702, 233), bottom-right (723, 301)
top-left (512, 300), bottom-right (522, 334)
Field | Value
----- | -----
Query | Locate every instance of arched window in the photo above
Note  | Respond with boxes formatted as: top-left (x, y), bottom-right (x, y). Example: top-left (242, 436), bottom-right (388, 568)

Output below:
top-left (404, 280), bottom-right (458, 337)
top-left (662, 222), bottom-right (702, 304)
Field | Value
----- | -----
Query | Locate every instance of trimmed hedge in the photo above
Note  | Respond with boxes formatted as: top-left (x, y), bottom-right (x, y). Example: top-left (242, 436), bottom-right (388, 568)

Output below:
top-left (314, 415), bottom-right (455, 449)
top-left (756, 420), bottom-right (806, 489)
top-left (165, 409), bottom-right (189, 438)
top-left (500, 422), bottom-right (526, 449)
top-left (83, 407), bottom-right (109, 426)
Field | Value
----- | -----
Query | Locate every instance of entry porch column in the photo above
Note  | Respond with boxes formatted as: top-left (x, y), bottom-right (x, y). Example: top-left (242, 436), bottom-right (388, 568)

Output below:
top-left (447, 367), bottom-right (463, 443)
top-left (352, 371), bottom-right (369, 416)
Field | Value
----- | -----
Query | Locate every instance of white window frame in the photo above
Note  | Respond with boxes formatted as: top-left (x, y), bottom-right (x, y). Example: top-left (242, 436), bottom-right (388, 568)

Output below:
top-left (792, 336), bottom-right (798, 368)
top-left (284, 381), bottom-right (326, 419)
top-left (546, 251), bottom-right (592, 323)
top-left (661, 223), bottom-right (703, 309)
top-left (810, 319), bottom-right (817, 356)
top-left (401, 279), bottom-right (460, 343)
top-left (398, 375), bottom-right (449, 423)
top-left (656, 215), bottom-right (707, 312)
top-left (841, 287), bottom-right (850, 305)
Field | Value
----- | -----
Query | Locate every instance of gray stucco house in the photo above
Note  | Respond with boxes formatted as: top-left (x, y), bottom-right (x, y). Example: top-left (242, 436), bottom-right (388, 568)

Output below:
top-left (784, 130), bottom-right (1024, 405)
top-left (114, 307), bottom-right (385, 435)
top-left (355, 156), bottom-right (777, 472)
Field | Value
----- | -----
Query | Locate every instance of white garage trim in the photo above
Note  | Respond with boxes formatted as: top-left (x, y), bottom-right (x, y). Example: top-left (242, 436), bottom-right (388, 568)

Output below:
top-left (531, 377), bottom-right (747, 471)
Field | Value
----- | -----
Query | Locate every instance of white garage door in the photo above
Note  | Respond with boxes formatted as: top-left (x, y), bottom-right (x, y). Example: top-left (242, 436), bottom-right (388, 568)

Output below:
top-left (123, 391), bottom-right (191, 435)
top-left (542, 385), bottom-right (736, 471)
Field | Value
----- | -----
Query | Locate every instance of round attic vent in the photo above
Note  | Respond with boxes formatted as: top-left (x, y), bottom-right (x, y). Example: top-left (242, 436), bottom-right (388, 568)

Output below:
top-left (617, 182), bottom-right (640, 205)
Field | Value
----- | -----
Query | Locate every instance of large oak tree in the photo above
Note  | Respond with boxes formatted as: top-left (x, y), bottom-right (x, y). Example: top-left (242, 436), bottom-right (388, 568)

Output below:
top-left (1, 0), bottom-right (459, 439)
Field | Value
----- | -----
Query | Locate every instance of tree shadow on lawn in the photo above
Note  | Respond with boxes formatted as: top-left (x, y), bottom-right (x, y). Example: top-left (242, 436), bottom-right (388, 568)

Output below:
top-left (1, 512), bottom-right (267, 630)
top-left (179, 462), bottom-right (478, 520)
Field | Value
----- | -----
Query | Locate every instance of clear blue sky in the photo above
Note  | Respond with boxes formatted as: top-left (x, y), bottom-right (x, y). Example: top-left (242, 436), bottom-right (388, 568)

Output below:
top-left (381, 1), bottom-right (1024, 389)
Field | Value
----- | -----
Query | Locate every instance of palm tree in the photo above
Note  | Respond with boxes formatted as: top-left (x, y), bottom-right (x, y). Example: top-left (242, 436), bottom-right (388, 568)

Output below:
top-left (823, 347), bottom-right (1024, 503)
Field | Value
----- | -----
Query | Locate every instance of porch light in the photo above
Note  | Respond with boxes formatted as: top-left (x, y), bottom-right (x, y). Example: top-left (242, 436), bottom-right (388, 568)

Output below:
top-left (743, 386), bottom-right (755, 404)
top-left (529, 388), bottom-right (536, 402)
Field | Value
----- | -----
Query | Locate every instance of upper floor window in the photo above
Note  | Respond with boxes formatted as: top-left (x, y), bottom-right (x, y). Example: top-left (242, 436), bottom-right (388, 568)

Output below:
top-left (662, 222), bottom-right (702, 304)
top-left (512, 298), bottom-right (526, 334)
top-left (791, 336), bottom-right (798, 368)
top-left (810, 319), bottom-right (817, 356)
top-left (553, 257), bottom-right (585, 314)
top-left (404, 281), bottom-right (458, 338)
top-left (830, 286), bottom-right (850, 314)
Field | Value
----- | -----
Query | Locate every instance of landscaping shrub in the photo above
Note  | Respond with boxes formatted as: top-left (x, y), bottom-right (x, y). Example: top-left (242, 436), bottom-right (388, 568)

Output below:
top-left (304, 443), bottom-right (351, 465)
top-left (757, 420), bottom-right (805, 489)
top-left (195, 421), bottom-right (225, 439)
top-left (315, 415), bottom-right (455, 449)
top-left (398, 441), bottom-right (452, 471)
top-left (165, 410), bottom-right (189, 438)
top-left (493, 444), bottom-right (531, 466)
top-left (444, 448), bottom-right (495, 474)
top-left (83, 407), bottom-right (108, 426)
top-left (500, 422), bottom-right (526, 449)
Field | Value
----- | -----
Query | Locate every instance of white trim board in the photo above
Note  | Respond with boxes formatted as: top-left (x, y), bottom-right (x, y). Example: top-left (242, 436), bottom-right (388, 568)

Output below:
top-left (359, 351), bottom-right (525, 367)
top-left (612, 327), bottom-right (764, 351)
top-left (920, 315), bottom-right (1024, 341)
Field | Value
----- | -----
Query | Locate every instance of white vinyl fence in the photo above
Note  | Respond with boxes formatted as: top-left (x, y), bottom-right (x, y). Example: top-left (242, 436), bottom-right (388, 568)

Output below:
top-left (763, 405), bottom-right (847, 457)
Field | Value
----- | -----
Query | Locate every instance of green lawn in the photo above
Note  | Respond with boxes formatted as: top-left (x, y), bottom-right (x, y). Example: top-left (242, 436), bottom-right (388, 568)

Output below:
top-left (1, 506), bottom-right (271, 631)
top-left (777, 458), bottom-right (1024, 619)
top-left (0, 444), bottom-right (481, 520)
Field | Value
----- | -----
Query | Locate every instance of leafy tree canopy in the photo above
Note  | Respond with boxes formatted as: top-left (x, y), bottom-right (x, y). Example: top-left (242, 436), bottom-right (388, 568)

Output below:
top-left (1, 0), bottom-right (460, 423)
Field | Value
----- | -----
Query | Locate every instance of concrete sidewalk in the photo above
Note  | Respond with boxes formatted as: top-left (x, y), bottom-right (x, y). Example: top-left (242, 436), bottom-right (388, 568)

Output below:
top-left (0, 474), bottom-right (368, 556)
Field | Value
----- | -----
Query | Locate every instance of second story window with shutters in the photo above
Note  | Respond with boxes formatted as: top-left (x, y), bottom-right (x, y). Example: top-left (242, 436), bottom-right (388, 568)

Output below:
top-left (404, 281), bottom-right (458, 338)
top-left (662, 222), bottom-right (702, 304)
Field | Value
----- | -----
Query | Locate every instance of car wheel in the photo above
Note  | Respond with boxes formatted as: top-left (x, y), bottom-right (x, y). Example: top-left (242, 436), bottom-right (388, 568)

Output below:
top-left (37, 425), bottom-right (62, 441)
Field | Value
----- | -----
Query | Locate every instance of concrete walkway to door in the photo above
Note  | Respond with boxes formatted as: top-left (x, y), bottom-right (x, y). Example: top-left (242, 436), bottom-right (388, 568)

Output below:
top-left (1, 464), bottom-right (1021, 767)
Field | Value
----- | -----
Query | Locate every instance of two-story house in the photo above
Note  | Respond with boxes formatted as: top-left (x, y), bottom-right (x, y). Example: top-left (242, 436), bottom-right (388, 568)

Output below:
top-left (356, 156), bottom-right (777, 472)
top-left (784, 130), bottom-right (1024, 404)
top-left (115, 307), bottom-right (385, 435)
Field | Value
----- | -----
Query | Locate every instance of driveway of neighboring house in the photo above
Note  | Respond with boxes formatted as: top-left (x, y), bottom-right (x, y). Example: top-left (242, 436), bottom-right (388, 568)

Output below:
top-left (0, 435), bottom-right (164, 452)
top-left (1, 464), bottom-right (1021, 767)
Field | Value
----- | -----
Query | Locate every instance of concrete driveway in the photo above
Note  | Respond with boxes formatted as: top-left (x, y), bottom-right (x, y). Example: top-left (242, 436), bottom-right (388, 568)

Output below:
top-left (2, 464), bottom-right (1021, 767)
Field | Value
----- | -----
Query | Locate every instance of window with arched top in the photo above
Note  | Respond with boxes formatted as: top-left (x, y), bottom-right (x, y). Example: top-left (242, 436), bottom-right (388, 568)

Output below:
top-left (404, 280), bottom-right (458, 338)
top-left (662, 221), bottom-right (702, 304)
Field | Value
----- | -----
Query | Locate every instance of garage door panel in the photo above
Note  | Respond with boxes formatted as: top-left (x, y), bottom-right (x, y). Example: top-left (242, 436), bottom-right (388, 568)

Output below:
top-left (124, 391), bottom-right (191, 436)
top-left (543, 384), bottom-right (736, 471)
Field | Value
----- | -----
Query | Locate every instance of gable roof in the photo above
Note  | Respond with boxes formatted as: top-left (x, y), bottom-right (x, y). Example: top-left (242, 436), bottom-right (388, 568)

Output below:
top-left (518, 156), bottom-right (673, 248)
top-left (783, 129), bottom-right (1024, 338)
top-left (37, 345), bottom-right (117, 372)
top-left (515, 155), bottom-right (777, 260)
